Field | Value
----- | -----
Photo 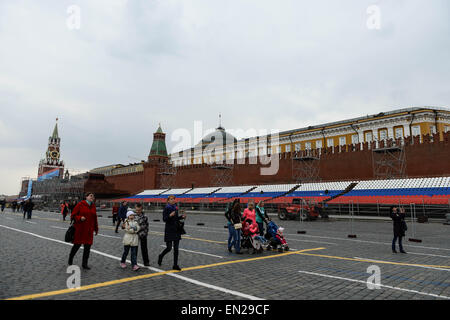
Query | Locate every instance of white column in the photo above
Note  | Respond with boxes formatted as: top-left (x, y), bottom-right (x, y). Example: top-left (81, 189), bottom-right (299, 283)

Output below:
top-left (403, 124), bottom-right (410, 138)
top-left (387, 126), bottom-right (394, 139)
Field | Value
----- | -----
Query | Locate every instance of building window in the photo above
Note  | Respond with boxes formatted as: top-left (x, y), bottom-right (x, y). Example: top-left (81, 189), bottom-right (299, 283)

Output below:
top-left (327, 138), bottom-right (334, 147)
top-left (351, 134), bottom-right (359, 144)
top-left (412, 126), bottom-right (420, 136)
top-left (339, 136), bottom-right (346, 146)
top-left (430, 125), bottom-right (437, 135)
top-left (365, 131), bottom-right (373, 142)
top-left (316, 140), bottom-right (322, 149)
top-left (294, 143), bottom-right (301, 151)
top-left (305, 142), bottom-right (311, 150)
top-left (285, 144), bottom-right (291, 152)
top-left (379, 129), bottom-right (387, 140)
top-left (445, 126), bottom-right (450, 133)
top-left (395, 127), bottom-right (403, 139)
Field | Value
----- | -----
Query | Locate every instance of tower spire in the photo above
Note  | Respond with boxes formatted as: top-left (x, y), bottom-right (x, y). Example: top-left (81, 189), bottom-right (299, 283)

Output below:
top-left (217, 113), bottom-right (224, 130)
top-left (52, 118), bottom-right (59, 139)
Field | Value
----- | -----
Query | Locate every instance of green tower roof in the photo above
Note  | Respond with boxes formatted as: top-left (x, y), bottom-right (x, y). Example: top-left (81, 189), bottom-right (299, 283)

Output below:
top-left (150, 125), bottom-right (168, 157)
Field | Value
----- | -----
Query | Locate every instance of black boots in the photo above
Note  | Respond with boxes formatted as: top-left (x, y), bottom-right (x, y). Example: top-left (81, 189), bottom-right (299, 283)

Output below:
top-left (158, 254), bottom-right (162, 266)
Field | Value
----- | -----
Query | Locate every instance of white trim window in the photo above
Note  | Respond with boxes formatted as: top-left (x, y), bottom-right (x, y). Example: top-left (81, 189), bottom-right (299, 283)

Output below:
top-left (294, 143), bottom-right (301, 152)
top-left (351, 134), bottom-right (359, 144)
top-left (316, 140), bottom-right (322, 149)
top-left (430, 125), bottom-right (437, 135)
top-left (339, 136), bottom-right (346, 146)
top-left (365, 131), bottom-right (373, 142)
top-left (327, 138), bottom-right (334, 147)
top-left (412, 125), bottom-right (421, 136)
top-left (395, 127), bottom-right (403, 139)
top-left (305, 142), bottom-right (312, 150)
top-left (285, 144), bottom-right (291, 152)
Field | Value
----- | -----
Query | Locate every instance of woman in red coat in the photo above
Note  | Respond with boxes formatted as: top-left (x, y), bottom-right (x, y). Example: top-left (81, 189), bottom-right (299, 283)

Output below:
top-left (68, 193), bottom-right (98, 269)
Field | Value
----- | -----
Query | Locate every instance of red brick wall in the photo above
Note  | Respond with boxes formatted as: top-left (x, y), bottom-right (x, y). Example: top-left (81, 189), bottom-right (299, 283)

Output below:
top-left (105, 132), bottom-right (450, 195)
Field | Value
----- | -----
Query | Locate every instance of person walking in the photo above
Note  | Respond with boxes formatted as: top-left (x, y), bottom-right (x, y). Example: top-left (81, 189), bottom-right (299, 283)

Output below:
top-left (135, 203), bottom-right (150, 266)
top-left (390, 206), bottom-right (407, 254)
top-left (255, 201), bottom-right (269, 237)
top-left (115, 201), bottom-right (128, 233)
top-left (120, 211), bottom-right (141, 271)
top-left (69, 200), bottom-right (76, 214)
top-left (0, 199), bottom-right (5, 213)
top-left (225, 199), bottom-right (243, 254)
top-left (68, 193), bottom-right (99, 269)
top-left (61, 201), bottom-right (69, 221)
top-left (112, 203), bottom-right (119, 225)
top-left (158, 195), bottom-right (186, 271)
top-left (23, 199), bottom-right (34, 219)
top-left (12, 200), bottom-right (17, 212)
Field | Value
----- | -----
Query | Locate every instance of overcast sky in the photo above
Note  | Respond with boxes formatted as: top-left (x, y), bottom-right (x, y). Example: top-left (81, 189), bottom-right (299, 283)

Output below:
top-left (0, 0), bottom-right (449, 195)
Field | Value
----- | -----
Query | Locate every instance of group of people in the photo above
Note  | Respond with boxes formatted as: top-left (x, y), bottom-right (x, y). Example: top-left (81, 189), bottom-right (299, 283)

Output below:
top-left (225, 199), bottom-right (288, 254)
top-left (66, 192), bottom-right (408, 271)
top-left (0, 199), bottom-right (34, 219)
top-left (67, 194), bottom-right (185, 271)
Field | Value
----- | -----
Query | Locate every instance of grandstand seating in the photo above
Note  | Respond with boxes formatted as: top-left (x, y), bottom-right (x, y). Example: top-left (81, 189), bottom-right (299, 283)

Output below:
top-left (119, 177), bottom-right (450, 205)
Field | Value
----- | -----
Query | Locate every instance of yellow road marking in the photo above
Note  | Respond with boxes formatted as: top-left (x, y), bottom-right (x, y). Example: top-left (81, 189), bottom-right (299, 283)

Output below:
top-left (6, 269), bottom-right (178, 300)
top-left (5, 247), bottom-right (326, 300)
top-left (297, 252), bottom-right (450, 269)
top-left (180, 247), bottom-right (326, 272)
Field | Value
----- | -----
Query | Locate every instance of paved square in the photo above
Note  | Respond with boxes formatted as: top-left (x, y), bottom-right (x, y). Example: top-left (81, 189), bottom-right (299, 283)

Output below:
top-left (1, 209), bottom-right (449, 300)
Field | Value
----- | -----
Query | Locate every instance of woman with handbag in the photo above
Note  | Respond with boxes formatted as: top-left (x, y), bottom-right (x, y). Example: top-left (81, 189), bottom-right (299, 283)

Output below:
top-left (390, 206), bottom-right (407, 254)
top-left (225, 199), bottom-right (243, 254)
top-left (68, 192), bottom-right (99, 269)
top-left (158, 195), bottom-right (186, 271)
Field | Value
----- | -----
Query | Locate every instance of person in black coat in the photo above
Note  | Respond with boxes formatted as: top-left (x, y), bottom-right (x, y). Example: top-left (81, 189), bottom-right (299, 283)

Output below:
top-left (158, 195), bottom-right (186, 270)
top-left (23, 199), bottom-right (34, 219)
top-left (390, 206), bottom-right (407, 253)
top-left (115, 201), bottom-right (128, 233)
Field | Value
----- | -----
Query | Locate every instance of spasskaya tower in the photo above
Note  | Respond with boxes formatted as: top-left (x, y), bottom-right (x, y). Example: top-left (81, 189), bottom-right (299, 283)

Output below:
top-left (37, 118), bottom-right (65, 180)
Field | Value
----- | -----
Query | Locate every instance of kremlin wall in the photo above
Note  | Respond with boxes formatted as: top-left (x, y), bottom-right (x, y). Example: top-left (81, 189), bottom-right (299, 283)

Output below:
top-left (20, 107), bottom-right (450, 201)
top-left (103, 131), bottom-right (450, 197)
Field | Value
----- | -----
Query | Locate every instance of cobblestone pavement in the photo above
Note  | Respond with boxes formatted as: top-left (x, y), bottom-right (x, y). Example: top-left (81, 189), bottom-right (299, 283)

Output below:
top-left (1, 209), bottom-right (449, 300)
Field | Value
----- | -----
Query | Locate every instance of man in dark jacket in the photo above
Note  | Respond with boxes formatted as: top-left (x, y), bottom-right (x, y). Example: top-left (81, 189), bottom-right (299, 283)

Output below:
top-left (390, 206), bottom-right (407, 253)
top-left (23, 199), bottom-right (34, 219)
top-left (115, 201), bottom-right (128, 233)
top-left (158, 195), bottom-right (186, 270)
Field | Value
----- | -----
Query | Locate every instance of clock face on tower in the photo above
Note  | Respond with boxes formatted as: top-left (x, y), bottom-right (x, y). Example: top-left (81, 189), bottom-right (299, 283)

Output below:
top-left (50, 151), bottom-right (59, 159)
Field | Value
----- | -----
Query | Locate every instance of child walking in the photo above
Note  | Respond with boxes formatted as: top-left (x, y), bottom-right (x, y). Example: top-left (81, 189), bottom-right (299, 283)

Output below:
top-left (120, 211), bottom-right (141, 271)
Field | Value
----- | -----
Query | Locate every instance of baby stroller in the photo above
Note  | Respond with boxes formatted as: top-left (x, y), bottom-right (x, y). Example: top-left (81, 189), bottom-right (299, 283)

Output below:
top-left (265, 221), bottom-right (289, 252)
top-left (241, 219), bottom-right (264, 254)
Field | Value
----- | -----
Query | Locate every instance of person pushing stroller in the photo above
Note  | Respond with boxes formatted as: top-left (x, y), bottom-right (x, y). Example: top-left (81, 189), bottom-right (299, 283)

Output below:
top-left (266, 220), bottom-right (289, 252)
